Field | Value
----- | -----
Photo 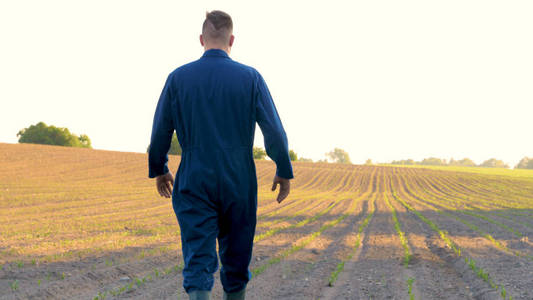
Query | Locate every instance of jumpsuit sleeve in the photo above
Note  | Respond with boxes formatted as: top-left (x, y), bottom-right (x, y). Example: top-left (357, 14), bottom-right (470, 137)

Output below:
top-left (255, 72), bottom-right (294, 179)
top-left (148, 74), bottom-right (175, 178)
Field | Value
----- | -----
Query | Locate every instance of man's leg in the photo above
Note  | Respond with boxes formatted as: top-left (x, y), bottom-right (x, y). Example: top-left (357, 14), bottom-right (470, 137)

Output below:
top-left (173, 191), bottom-right (219, 295)
top-left (217, 195), bottom-right (256, 296)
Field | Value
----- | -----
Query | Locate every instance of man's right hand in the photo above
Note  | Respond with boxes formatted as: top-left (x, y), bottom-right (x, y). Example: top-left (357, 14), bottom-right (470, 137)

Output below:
top-left (156, 172), bottom-right (174, 198)
top-left (271, 175), bottom-right (290, 203)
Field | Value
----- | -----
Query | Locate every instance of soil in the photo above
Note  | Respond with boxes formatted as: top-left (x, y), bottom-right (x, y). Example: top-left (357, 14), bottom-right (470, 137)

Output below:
top-left (1, 144), bottom-right (533, 299)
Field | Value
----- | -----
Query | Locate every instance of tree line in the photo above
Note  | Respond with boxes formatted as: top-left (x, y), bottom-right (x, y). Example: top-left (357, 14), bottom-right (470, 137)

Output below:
top-left (16, 122), bottom-right (532, 169)
top-left (389, 157), bottom-right (533, 169)
top-left (254, 147), bottom-right (352, 164)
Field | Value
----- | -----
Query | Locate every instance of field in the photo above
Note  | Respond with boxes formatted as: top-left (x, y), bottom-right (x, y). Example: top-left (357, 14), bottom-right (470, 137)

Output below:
top-left (1, 143), bottom-right (533, 299)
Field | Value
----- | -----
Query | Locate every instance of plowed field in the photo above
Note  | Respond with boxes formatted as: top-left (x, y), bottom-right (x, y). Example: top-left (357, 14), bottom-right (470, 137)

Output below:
top-left (1, 143), bottom-right (533, 299)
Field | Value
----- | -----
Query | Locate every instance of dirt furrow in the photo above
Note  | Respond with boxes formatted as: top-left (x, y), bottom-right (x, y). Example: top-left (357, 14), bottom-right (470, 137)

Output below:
top-left (248, 195), bottom-right (368, 299)
top-left (388, 175), bottom-right (478, 299)
top-left (399, 175), bottom-right (533, 299)
top-left (325, 188), bottom-right (408, 299)
top-left (406, 174), bottom-right (533, 260)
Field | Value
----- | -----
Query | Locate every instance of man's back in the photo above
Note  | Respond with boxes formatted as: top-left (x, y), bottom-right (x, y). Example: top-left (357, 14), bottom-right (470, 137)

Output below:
top-left (161, 49), bottom-right (267, 204)
top-left (149, 49), bottom-right (293, 181)
top-left (171, 49), bottom-right (258, 151)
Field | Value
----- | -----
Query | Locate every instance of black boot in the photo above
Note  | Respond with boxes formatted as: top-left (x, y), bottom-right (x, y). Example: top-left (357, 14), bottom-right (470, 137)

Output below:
top-left (188, 290), bottom-right (211, 300)
top-left (223, 288), bottom-right (245, 300)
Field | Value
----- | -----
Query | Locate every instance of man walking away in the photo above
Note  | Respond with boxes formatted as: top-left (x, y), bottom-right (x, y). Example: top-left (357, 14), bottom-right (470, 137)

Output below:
top-left (148, 10), bottom-right (294, 300)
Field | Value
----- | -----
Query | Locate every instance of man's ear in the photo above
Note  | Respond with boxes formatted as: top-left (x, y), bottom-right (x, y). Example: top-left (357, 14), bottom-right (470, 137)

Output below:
top-left (200, 34), bottom-right (205, 47)
top-left (229, 35), bottom-right (235, 47)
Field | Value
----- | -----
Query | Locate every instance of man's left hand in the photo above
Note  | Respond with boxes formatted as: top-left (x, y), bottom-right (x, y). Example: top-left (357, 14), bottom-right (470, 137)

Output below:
top-left (271, 175), bottom-right (290, 203)
top-left (156, 172), bottom-right (174, 198)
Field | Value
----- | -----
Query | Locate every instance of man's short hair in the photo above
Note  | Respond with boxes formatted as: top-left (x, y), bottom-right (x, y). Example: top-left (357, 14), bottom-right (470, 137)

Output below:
top-left (202, 10), bottom-right (233, 44)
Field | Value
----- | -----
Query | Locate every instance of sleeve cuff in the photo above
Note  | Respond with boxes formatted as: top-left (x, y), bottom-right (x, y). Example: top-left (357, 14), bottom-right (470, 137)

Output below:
top-left (148, 164), bottom-right (169, 178)
top-left (275, 167), bottom-right (294, 179)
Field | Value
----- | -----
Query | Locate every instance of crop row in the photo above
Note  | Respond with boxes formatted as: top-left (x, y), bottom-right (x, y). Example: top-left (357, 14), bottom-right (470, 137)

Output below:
top-left (390, 176), bottom-right (513, 299)
top-left (400, 173), bottom-right (533, 261)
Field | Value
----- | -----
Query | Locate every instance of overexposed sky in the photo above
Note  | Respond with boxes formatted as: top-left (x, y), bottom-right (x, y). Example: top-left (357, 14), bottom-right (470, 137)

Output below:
top-left (1, 1), bottom-right (532, 165)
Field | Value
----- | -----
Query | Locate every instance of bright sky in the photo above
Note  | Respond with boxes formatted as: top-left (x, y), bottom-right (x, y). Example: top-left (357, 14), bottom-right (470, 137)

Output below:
top-left (1, 1), bottom-right (532, 166)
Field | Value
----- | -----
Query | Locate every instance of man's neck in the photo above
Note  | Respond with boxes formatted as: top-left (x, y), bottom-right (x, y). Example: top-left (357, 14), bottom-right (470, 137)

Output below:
top-left (204, 46), bottom-right (230, 55)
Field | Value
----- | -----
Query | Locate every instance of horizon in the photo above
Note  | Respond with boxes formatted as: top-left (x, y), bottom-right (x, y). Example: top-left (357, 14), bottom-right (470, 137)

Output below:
top-left (2, 141), bottom-right (530, 169)
top-left (1, 1), bottom-right (532, 165)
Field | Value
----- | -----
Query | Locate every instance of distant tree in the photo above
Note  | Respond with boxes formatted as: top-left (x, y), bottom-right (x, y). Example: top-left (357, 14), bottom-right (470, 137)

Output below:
top-left (147, 132), bottom-right (182, 155)
top-left (78, 134), bottom-right (92, 148)
top-left (420, 157), bottom-right (447, 166)
top-left (253, 147), bottom-right (267, 160)
top-left (365, 159), bottom-right (373, 165)
top-left (298, 157), bottom-right (313, 162)
top-left (525, 159), bottom-right (533, 169)
top-left (457, 158), bottom-right (476, 167)
top-left (17, 122), bottom-right (92, 148)
top-left (515, 157), bottom-right (533, 169)
top-left (168, 133), bottom-right (181, 155)
top-left (479, 158), bottom-right (509, 169)
top-left (448, 158), bottom-right (476, 167)
top-left (289, 149), bottom-right (298, 161)
top-left (391, 159), bottom-right (415, 165)
top-left (326, 148), bottom-right (351, 164)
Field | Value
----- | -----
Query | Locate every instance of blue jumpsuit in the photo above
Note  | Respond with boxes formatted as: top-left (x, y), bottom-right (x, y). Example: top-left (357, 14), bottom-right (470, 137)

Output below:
top-left (148, 49), bottom-right (294, 294)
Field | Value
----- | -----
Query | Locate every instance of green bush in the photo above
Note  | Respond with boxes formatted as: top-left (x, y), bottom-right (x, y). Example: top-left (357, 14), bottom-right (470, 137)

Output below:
top-left (17, 122), bottom-right (91, 148)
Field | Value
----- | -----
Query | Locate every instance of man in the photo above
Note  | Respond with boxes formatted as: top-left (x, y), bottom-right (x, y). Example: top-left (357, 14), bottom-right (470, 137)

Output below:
top-left (148, 10), bottom-right (294, 300)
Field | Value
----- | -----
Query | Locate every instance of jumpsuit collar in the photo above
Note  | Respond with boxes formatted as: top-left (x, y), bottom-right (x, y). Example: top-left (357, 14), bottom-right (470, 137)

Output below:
top-left (202, 49), bottom-right (231, 59)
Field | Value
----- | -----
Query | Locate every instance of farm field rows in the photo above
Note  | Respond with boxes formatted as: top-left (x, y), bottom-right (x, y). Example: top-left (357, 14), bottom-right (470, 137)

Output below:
top-left (1, 143), bottom-right (533, 299)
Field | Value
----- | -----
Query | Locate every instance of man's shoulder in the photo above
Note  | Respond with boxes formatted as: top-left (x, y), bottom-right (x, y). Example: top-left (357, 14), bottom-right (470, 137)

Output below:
top-left (168, 57), bottom-right (261, 80)
top-left (227, 59), bottom-right (266, 81)
top-left (169, 59), bottom-right (201, 76)
top-left (228, 59), bottom-right (258, 73)
top-left (224, 60), bottom-right (264, 84)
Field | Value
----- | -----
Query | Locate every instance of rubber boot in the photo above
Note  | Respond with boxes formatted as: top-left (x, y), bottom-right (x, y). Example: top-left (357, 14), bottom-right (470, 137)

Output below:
top-left (223, 288), bottom-right (245, 300)
top-left (188, 290), bottom-right (211, 300)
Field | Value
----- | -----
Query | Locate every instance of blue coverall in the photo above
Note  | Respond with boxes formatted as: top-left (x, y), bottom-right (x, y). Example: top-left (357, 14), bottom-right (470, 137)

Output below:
top-left (148, 49), bottom-right (294, 294)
